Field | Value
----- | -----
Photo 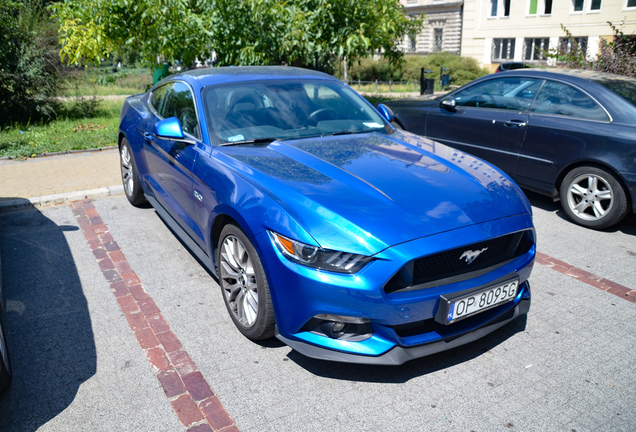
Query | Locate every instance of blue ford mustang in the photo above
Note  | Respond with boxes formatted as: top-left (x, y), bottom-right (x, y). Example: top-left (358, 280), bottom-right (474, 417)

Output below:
top-left (118, 66), bottom-right (535, 365)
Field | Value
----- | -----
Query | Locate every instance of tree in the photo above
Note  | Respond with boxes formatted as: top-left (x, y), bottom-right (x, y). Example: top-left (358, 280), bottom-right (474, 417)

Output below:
top-left (49, 0), bottom-right (422, 72)
top-left (0, 0), bottom-right (61, 126)
top-left (210, 0), bottom-right (422, 70)
top-left (49, 0), bottom-right (214, 68)
top-left (547, 22), bottom-right (636, 78)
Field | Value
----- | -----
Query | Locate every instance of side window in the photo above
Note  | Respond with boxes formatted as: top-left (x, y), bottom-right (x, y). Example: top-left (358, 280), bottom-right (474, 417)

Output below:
top-left (454, 77), bottom-right (542, 111)
top-left (530, 81), bottom-right (609, 121)
top-left (162, 82), bottom-right (200, 138)
top-left (149, 84), bottom-right (171, 116)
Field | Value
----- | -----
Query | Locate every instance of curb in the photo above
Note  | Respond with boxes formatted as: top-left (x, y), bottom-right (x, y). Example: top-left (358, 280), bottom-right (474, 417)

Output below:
top-left (0, 185), bottom-right (124, 213)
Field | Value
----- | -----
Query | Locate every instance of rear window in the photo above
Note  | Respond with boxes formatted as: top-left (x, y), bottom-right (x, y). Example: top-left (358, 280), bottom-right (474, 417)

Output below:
top-left (592, 78), bottom-right (636, 108)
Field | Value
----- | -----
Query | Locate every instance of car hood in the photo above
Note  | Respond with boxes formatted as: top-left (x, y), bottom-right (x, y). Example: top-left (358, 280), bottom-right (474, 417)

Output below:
top-left (220, 131), bottom-right (530, 256)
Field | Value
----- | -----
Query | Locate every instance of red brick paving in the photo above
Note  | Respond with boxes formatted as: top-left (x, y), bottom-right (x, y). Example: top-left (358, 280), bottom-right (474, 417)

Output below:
top-left (536, 251), bottom-right (636, 303)
top-left (72, 199), bottom-right (238, 431)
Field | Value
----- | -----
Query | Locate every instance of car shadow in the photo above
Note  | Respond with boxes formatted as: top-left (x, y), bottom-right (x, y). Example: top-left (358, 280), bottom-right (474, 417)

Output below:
top-left (523, 189), bottom-right (636, 235)
top-left (285, 315), bottom-right (527, 382)
top-left (0, 200), bottom-right (96, 430)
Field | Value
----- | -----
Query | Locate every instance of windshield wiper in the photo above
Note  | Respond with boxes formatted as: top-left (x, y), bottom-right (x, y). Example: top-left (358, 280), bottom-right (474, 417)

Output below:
top-left (219, 137), bottom-right (278, 146)
top-left (322, 131), bottom-right (357, 137)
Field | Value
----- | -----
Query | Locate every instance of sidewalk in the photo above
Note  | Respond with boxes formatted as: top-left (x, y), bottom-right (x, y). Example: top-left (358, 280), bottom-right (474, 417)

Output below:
top-left (0, 148), bottom-right (123, 211)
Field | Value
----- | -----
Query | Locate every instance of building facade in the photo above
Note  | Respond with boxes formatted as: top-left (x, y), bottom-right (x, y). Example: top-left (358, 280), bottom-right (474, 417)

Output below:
top-left (461, 0), bottom-right (636, 72)
top-left (399, 0), bottom-right (464, 55)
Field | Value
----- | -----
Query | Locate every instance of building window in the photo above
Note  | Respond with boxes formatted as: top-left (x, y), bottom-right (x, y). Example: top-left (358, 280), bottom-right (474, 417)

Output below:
top-left (407, 0), bottom-right (417, 4)
top-left (490, 0), bottom-right (498, 16)
top-left (492, 38), bottom-right (516, 61)
top-left (523, 38), bottom-right (549, 60)
top-left (559, 36), bottom-right (588, 57)
top-left (490, 0), bottom-right (511, 17)
top-left (433, 29), bottom-right (443, 52)
top-left (408, 35), bottom-right (417, 52)
top-left (544, 0), bottom-right (553, 14)
top-left (529, 0), bottom-right (552, 15)
top-left (589, 0), bottom-right (602, 10)
top-left (572, 0), bottom-right (584, 11)
top-left (503, 0), bottom-right (511, 16)
top-left (627, 0), bottom-right (636, 8)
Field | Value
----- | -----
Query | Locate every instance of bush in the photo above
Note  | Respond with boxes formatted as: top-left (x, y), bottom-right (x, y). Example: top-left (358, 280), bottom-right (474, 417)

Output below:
top-left (0, 0), bottom-right (63, 127)
top-left (345, 53), bottom-right (489, 86)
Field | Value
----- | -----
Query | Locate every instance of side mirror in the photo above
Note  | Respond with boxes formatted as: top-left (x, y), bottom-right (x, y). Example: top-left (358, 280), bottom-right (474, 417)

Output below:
top-left (440, 97), bottom-right (457, 111)
top-left (153, 117), bottom-right (196, 144)
top-left (376, 103), bottom-right (395, 122)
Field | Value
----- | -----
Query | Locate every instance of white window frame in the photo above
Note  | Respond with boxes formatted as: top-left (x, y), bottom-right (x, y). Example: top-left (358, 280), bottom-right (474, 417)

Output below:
top-left (523, 38), bottom-right (550, 61)
top-left (588, 0), bottom-right (602, 13)
top-left (527, 0), bottom-right (552, 16)
top-left (433, 28), bottom-right (443, 52)
top-left (571, 0), bottom-right (584, 14)
top-left (492, 38), bottom-right (516, 61)
top-left (489, 0), bottom-right (511, 18)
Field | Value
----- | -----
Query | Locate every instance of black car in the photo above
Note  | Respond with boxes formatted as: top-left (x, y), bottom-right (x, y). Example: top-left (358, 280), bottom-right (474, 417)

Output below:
top-left (496, 62), bottom-right (531, 73)
top-left (0, 254), bottom-right (10, 396)
top-left (386, 69), bottom-right (636, 229)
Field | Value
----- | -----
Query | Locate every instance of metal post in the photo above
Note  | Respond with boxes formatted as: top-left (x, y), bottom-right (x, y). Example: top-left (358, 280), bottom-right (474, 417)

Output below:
top-left (375, 80), bottom-right (378, 93)
top-left (420, 68), bottom-right (425, 95)
top-left (389, 80), bottom-right (392, 92)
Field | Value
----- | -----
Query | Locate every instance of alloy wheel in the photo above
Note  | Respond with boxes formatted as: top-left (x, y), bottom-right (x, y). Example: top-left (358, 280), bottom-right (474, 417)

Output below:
top-left (565, 173), bottom-right (614, 222)
top-left (219, 235), bottom-right (259, 328)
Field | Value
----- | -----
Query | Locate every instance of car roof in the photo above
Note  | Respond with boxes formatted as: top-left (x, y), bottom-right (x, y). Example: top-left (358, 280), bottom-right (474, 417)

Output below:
top-left (494, 67), bottom-right (636, 84)
top-left (163, 66), bottom-right (336, 89)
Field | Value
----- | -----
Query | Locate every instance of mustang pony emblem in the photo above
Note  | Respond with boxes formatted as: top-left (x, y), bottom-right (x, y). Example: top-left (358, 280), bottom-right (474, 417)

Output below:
top-left (460, 248), bottom-right (489, 264)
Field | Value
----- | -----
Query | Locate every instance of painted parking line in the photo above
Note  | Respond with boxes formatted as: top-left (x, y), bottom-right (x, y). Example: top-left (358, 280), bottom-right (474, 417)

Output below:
top-left (70, 199), bottom-right (239, 432)
top-left (536, 251), bottom-right (636, 303)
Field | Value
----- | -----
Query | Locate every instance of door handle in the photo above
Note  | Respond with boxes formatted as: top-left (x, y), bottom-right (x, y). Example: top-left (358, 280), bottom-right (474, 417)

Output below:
top-left (144, 132), bottom-right (152, 142)
top-left (504, 120), bottom-right (526, 128)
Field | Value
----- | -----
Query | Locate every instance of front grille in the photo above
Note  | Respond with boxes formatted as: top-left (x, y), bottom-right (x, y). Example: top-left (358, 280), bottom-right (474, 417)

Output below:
top-left (384, 230), bottom-right (533, 294)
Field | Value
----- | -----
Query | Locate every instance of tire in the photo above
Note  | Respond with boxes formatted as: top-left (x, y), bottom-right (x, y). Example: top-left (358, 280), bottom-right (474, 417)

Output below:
top-left (0, 321), bottom-right (11, 395)
top-left (120, 138), bottom-right (147, 207)
top-left (559, 166), bottom-right (629, 229)
top-left (217, 224), bottom-right (275, 340)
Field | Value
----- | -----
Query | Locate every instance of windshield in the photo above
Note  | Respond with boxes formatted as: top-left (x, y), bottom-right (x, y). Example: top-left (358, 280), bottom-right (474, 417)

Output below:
top-left (201, 79), bottom-right (391, 145)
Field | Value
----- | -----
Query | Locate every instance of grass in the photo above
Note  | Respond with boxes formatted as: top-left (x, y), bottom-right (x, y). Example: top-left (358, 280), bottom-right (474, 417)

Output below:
top-left (0, 99), bottom-right (123, 159)
top-left (58, 66), bottom-right (152, 97)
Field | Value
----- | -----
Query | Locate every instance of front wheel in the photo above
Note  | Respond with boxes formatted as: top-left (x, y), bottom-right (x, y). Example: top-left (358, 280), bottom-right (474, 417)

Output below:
top-left (120, 138), bottom-right (147, 207)
top-left (217, 224), bottom-right (275, 340)
top-left (559, 167), bottom-right (629, 229)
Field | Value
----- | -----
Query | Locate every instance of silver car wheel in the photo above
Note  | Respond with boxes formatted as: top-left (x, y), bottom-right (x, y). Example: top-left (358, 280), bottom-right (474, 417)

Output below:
top-left (120, 144), bottom-right (135, 198)
top-left (565, 173), bottom-right (614, 222)
top-left (220, 235), bottom-right (259, 328)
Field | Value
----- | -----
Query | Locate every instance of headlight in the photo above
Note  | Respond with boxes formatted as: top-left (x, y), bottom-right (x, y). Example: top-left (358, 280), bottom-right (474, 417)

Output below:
top-left (268, 231), bottom-right (372, 273)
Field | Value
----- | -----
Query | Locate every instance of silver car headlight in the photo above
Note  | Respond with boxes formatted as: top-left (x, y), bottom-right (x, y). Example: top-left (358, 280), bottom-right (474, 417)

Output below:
top-left (268, 231), bottom-right (372, 273)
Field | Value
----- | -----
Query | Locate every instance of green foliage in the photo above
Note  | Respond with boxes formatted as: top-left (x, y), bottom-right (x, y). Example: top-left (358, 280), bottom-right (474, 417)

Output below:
top-left (0, 0), bottom-right (63, 127)
top-left (347, 53), bottom-right (489, 86)
top-left (0, 99), bottom-right (122, 158)
top-left (211, 0), bottom-right (422, 70)
top-left (49, 0), bottom-right (214, 68)
top-left (546, 22), bottom-right (636, 78)
top-left (49, 0), bottom-right (421, 71)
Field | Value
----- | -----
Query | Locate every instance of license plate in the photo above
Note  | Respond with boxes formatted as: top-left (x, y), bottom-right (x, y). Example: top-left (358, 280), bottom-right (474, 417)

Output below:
top-left (446, 280), bottom-right (519, 324)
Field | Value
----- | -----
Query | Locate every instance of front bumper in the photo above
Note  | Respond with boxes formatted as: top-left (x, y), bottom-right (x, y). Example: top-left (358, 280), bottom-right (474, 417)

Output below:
top-left (278, 291), bottom-right (530, 365)
top-left (257, 214), bottom-right (535, 364)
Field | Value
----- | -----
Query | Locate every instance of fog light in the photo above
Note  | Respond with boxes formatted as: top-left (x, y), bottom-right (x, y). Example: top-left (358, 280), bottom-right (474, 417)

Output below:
top-left (332, 321), bottom-right (346, 333)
